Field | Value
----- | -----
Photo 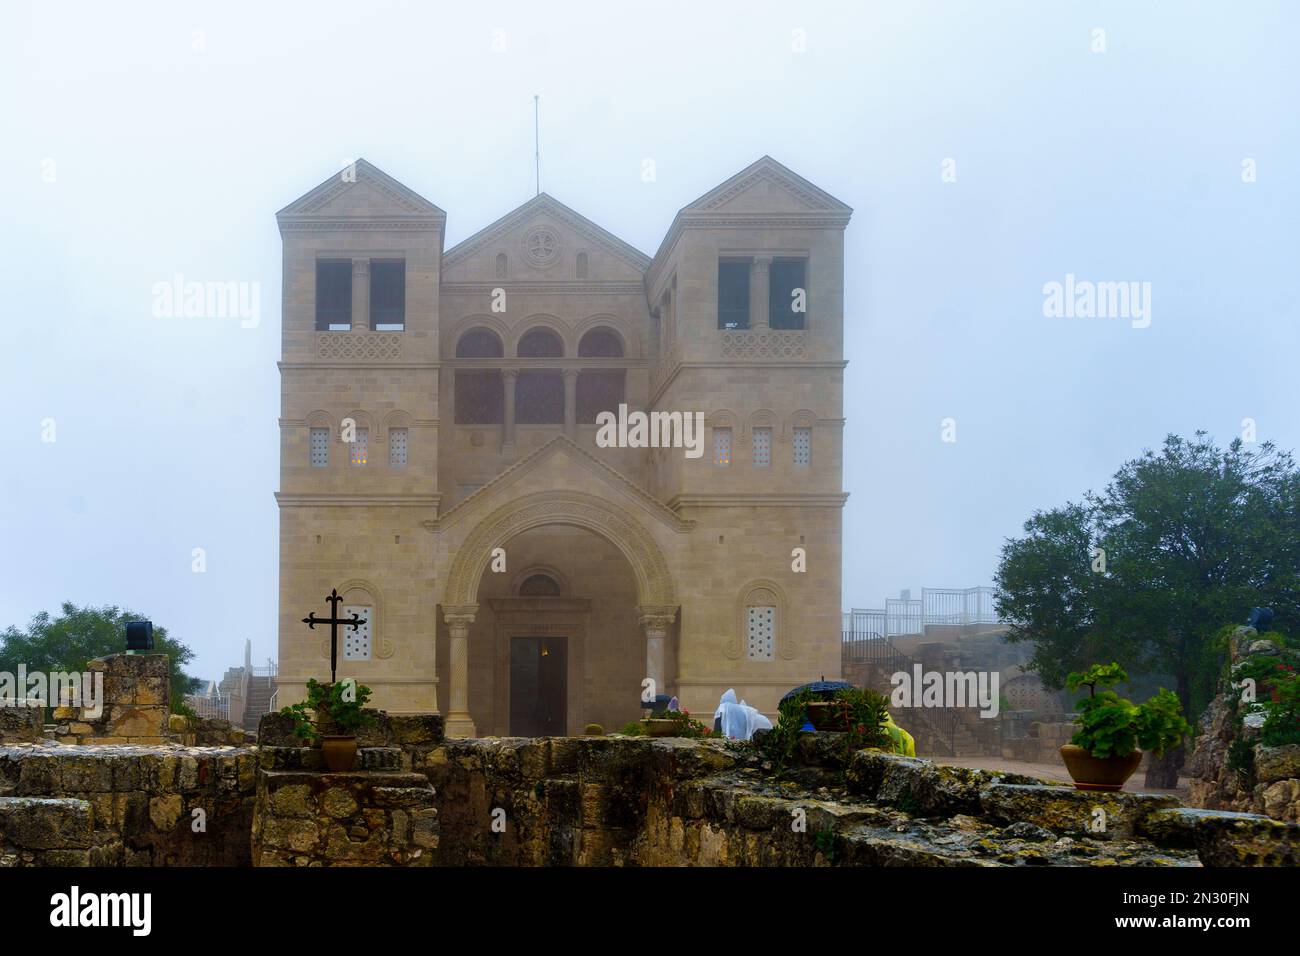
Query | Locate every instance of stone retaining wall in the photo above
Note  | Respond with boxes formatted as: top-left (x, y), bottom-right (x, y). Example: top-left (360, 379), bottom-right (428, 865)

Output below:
top-left (0, 742), bottom-right (257, 866)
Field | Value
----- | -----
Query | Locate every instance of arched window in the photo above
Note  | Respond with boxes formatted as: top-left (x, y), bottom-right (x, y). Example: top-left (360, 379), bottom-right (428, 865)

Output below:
top-left (496, 253), bottom-right (508, 280)
top-left (577, 327), bottom-right (623, 357)
top-left (575, 252), bottom-right (589, 280)
top-left (519, 573), bottom-right (561, 597)
top-left (517, 327), bottom-right (564, 358)
top-left (456, 328), bottom-right (504, 358)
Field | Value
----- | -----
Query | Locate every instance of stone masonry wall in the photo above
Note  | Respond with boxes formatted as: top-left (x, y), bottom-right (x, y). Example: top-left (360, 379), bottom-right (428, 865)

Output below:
top-left (50, 653), bottom-right (170, 745)
top-left (0, 742), bottom-right (258, 866)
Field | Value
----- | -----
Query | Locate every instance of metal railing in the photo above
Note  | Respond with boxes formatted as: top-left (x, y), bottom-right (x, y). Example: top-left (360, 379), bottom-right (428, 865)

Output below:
top-left (842, 587), bottom-right (1001, 642)
top-left (185, 693), bottom-right (230, 721)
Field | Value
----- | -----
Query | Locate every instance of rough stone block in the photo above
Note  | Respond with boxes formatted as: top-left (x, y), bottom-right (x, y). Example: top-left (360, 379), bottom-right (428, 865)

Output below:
top-left (1255, 744), bottom-right (1300, 784)
top-left (979, 783), bottom-right (1179, 839)
top-left (0, 797), bottom-right (93, 850)
top-left (0, 707), bottom-right (44, 744)
top-left (1142, 807), bottom-right (1300, 866)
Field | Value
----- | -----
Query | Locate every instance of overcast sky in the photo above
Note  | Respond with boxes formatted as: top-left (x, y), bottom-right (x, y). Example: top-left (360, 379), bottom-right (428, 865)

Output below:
top-left (2, 1), bottom-right (1296, 682)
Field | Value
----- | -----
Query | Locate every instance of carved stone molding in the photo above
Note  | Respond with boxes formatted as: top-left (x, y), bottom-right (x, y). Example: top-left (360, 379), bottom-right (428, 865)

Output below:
top-left (316, 332), bottom-right (403, 361)
top-left (443, 491), bottom-right (676, 607)
top-left (720, 330), bottom-right (806, 360)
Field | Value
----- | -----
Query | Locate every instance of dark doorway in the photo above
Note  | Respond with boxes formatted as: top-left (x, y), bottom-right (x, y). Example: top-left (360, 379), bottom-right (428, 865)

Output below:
top-left (509, 636), bottom-right (567, 736)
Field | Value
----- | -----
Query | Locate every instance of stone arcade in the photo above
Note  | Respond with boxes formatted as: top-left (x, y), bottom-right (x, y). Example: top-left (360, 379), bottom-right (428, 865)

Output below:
top-left (275, 156), bottom-right (852, 734)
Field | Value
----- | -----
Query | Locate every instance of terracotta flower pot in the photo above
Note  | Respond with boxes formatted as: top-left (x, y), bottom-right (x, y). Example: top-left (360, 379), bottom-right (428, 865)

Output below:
top-left (640, 718), bottom-right (679, 737)
top-left (321, 735), bottom-right (358, 772)
top-left (806, 701), bottom-right (851, 732)
top-left (1059, 744), bottom-right (1142, 791)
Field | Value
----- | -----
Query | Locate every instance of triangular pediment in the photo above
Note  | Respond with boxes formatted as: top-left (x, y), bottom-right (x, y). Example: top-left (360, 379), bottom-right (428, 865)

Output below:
top-left (429, 436), bottom-right (693, 534)
top-left (441, 193), bottom-right (650, 282)
top-left (276, 159), bottom-right (445, 227)
top-left (681, 156), bottom-right (852, 216)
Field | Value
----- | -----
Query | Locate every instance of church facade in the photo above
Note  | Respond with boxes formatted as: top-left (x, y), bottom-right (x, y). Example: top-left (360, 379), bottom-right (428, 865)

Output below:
top-left (275, 156), bottom-right (851, 736)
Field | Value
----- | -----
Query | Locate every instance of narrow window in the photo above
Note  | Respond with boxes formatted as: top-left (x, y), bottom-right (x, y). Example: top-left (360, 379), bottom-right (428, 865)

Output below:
top-left (370, 259), bottom-right (405, 331)
top-left (746, 606), bottom-right (776, 661)
top-left (752, 427), bottom-right (772, 467)
top-left (455, 371), bottom-right (504, 424)
top-left (793, 426), bottom-right (812, 466)
top-left (389, 428), bottom-right (408, 468)
top-left (309, 427), bottom-right (329, 468)
top-left (713, 427), bottom-right (732, 466)
top-left (517, 327), bottom-right (564, 358)
top-left (496, 253), bottom-right (508, 279)
top-left (316, 260), bottom-right (352, 331)
top-left (717, 261), bottom-right (750, 330)
top-left (515, 371), bottom-right (564, 424)
top-left (576, 252), bottom-right (589, 280)
top-left (350, 428), bottom-right (369, 466)
top-left (576, 371), bottom-right (625, 424)
top-left (769, 258), bottom-right (808, 330)
top-left (342, 606), bottom-right (372, 660)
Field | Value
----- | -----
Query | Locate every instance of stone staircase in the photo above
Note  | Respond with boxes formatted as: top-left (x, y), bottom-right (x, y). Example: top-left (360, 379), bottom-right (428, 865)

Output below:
top-left (242, 676), bottom-right (277, 733)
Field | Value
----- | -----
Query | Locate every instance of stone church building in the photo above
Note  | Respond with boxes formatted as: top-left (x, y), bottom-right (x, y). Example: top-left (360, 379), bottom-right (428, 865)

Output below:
top-left (275, 156), bottom-right (851, 736)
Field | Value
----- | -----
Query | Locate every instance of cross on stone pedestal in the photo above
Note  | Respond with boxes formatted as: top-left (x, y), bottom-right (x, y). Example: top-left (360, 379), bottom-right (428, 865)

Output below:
top-left (301, 588), bottom-right (362, 684)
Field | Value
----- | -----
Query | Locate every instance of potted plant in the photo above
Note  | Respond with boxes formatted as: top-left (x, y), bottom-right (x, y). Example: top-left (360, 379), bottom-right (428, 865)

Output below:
top-left (1060, 663), bottom-right (1190, 791)
top-left (279, 678), bottom-right (376, 771)
top-left (639, 706), bottom-right (713, 738)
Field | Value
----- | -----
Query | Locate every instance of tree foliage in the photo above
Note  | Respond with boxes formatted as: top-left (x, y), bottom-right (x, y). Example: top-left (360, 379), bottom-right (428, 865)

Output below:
top-left (0, 602), bottom-right (202, 713)
top-left (995, 432), bottom-right (1300, 721)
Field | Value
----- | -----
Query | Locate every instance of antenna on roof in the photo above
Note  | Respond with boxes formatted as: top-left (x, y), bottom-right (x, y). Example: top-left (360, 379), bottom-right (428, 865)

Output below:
top-left (533, 94), bottom-right (541, 197)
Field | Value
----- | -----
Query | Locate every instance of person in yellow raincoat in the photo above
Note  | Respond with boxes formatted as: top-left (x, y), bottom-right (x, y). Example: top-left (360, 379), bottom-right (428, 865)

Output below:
top-left (880, 712), bottom-right (916, 757)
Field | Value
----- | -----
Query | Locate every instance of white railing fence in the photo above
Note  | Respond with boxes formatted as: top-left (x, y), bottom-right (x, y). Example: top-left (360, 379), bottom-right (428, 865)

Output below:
top-left (184, 693), bottom-right (231, 721)
top-left (843, 586), bottom-right (1001, 641)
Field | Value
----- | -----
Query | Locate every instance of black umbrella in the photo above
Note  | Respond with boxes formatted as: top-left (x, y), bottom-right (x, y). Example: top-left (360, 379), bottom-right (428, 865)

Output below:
top-left (780, 679), bottom-right (854, 703)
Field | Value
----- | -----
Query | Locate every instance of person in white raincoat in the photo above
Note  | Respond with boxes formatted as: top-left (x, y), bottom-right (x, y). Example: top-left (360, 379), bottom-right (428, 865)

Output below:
top-left (713, 688), bottom-right (773, 740)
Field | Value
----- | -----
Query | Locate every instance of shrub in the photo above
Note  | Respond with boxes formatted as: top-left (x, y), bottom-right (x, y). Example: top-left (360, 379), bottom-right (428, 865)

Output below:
top-left (1066, 663), bottom-right (1190, 759)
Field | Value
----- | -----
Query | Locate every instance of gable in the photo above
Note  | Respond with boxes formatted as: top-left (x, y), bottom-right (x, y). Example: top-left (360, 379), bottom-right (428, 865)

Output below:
top-left (682, 156), bottom-right (852, 215)
top-left (276, 159), bottom-right (445, 227)
top-left (429, 436), bottom-right (693, 535)
top-left (441, 194), bottom-right (650, 283)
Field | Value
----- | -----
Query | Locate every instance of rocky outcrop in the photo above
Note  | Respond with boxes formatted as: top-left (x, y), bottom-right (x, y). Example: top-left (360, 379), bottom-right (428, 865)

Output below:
top-left (1187, 627), bottom-right (1300, 823)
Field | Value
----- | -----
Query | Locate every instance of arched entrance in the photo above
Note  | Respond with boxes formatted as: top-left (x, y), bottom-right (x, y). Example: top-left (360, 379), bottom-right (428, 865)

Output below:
top-left (439, 491), bottom-right (678, 737)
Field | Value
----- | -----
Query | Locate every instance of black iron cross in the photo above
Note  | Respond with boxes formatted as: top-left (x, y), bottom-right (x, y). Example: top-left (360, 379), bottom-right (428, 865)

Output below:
top-left (302, 588), bottom-right (362, 684)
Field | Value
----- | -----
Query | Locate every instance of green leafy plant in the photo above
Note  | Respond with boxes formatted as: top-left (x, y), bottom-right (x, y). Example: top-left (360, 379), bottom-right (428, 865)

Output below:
top-left (618, 720), bottom-right (645, 736)
top-left (279, 678), bottom-right (375, 744)
top-left (1260, 665), bottom-right (1300, 747)
top-left (1066, 663), bottom-right (1190, 759)
top-left (760, 685), bottom-right (899, 776)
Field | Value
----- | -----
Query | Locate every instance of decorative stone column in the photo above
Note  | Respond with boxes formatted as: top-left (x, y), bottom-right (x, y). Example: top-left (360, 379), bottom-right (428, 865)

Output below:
top-left (563, 368), bottom-right (578, 439)
top-left (351, 257), bottom-right (370, 330)
top-left (501, 369), bottom-right (518, 454)
top-left (443, 607), bottom-right (478, 738)
top-left (637, 606), bottom-right (678, 700)
top-left (749, 255), bottom-right (771, 330)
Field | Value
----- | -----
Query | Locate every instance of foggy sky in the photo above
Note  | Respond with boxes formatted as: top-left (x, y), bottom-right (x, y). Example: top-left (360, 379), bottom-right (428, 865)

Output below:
top-left (2, 0), bottom-right (1296, 682)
